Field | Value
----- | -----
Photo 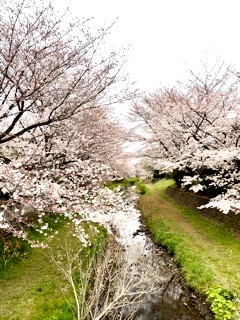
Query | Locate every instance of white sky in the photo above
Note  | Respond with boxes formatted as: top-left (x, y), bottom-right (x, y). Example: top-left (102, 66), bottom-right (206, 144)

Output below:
top-left (55, 0), bottom-right (240, 92)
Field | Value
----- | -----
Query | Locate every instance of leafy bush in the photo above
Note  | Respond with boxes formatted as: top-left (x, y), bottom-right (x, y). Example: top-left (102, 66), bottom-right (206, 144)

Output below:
top-left (135, 180), bottom-right (147, 195)
top-left (105, 177), bottom-right (147, 194)
top-left (206, 287), bottom-right (236, 320)
top-left (105, 177), bottom-right (139, 189)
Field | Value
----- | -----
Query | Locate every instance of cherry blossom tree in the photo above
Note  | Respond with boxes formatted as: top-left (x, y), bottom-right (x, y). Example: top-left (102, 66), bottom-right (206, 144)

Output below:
top-left (131, 61), bottom-right (240, 214)
top-left (0, 0), bottom-right (132, 144)
top-left (0, 0), bottom-right (135, 239)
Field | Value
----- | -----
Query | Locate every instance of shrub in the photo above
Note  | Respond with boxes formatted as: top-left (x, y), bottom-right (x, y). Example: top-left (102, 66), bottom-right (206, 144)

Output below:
top-left (206, 287), bottom-right (236, 320)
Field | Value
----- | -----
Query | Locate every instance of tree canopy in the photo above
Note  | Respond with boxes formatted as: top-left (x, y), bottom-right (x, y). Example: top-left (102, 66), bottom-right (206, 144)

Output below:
top-left (131, 61), bottom-right (240, 214)
top-left (0, 0), bottom-right (134, 240)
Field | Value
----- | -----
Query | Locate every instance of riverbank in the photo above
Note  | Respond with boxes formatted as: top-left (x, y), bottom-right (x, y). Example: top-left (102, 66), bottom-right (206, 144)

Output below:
top-left (138, 179), bottom-right (240, 320)
top-left (0, 221), bottom-right (107, 320)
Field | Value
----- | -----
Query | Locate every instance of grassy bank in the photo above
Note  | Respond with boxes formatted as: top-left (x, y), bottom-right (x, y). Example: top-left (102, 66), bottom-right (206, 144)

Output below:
top-left (0, 218), bottom-right (107, 320)
top-left (138, 179), bottom-right (240, 320)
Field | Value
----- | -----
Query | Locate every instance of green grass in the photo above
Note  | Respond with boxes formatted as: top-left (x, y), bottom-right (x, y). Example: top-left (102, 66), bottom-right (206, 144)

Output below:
top-left (0, 218), bottom-right (107, 320)
top-left (0, 212), bottom-right (68, 278)
top-left (106, 177), bottom-right (147, 194)
top-left (138, 179), bottom-right (240, 320)
top-left (0, 224), bottom-right (75, 320)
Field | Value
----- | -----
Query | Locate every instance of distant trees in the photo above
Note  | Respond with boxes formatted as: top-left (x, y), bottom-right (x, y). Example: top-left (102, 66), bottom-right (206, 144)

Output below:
top-left (131, 62), bottom-right (240, 214)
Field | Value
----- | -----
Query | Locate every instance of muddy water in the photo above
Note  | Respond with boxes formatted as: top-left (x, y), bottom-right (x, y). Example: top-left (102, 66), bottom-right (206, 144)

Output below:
top-left (114, 193), bottom-right (213, 320)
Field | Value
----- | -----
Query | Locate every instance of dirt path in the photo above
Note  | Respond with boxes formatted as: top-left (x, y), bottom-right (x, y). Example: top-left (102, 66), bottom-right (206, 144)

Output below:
top-left (146, 184), bottom-right (218, 249)
top-left (139, 181), bottom-right (240, 295)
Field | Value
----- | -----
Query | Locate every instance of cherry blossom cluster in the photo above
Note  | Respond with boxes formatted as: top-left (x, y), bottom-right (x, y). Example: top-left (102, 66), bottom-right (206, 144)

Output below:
top-left (158, 148), bottom-right (240, 214)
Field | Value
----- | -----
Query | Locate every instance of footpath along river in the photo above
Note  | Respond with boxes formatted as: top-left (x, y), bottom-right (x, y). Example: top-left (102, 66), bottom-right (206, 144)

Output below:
top-left (111, 190), bottom-right (213, 320)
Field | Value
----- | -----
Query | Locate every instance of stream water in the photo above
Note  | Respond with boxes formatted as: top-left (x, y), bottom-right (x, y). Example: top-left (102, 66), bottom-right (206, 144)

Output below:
top-left (112, 191), bottom-right (213, 320)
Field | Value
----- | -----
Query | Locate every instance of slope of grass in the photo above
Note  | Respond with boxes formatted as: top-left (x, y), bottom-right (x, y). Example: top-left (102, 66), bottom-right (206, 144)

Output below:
top-left (0, 225), bottom-right (75, 320)
top-left (0, 212), bottom-right (67, 278)
top-left (0, 220), bottom-right (107, 320)
top-left (139, 179), bottom-right (240, 320)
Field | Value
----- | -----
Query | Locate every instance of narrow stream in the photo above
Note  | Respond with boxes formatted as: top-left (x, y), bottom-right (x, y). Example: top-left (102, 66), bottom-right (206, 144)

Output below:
top-left (111, 190), bottom-right (213, 320)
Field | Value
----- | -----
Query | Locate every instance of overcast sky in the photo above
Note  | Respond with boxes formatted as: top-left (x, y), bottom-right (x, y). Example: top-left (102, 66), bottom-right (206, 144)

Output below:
top-left (55, 0), bottom-right (240, 92)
